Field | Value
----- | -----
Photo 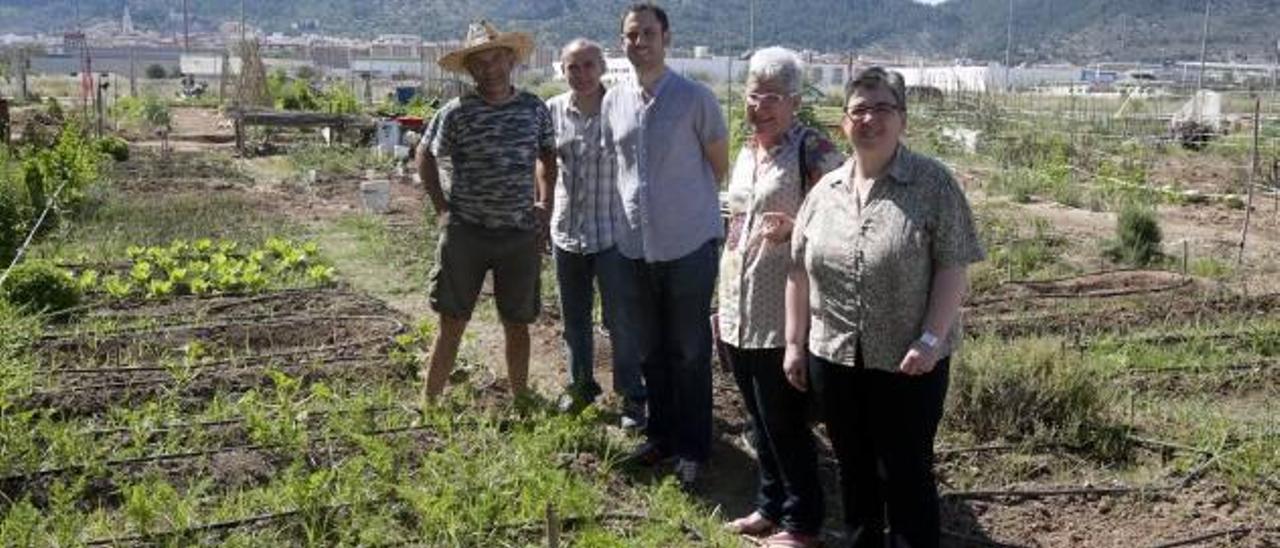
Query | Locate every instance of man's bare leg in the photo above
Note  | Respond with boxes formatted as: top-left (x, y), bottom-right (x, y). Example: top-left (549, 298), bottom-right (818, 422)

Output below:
top-left (502, 321), bottom-right (530, 396)
top-left (422, 314), bottom-right (469, 402)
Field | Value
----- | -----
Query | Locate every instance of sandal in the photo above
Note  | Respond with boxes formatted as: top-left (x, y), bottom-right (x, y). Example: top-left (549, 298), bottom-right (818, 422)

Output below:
top-left (724, 511), bottom-right (776, 537)
top-left (762, 530), bottom-right (820, 547)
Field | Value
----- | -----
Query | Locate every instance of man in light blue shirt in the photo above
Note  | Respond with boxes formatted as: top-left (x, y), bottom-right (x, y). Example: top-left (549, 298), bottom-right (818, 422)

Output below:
top-left (602, 3), bottom-right (730, 490)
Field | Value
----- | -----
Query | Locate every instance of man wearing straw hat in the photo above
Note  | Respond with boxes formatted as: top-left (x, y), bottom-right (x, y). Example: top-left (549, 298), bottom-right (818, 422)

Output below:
top-left (417, 21), bottom-right (557, 403)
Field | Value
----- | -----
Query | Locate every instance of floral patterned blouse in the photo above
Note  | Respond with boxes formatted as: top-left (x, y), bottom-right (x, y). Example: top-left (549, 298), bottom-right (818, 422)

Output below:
top-left (718, 122), bottom-right (844, 349)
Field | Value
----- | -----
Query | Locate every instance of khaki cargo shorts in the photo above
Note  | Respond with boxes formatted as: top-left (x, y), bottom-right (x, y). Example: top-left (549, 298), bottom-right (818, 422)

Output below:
top-left (428, 221), bottom-right (542, 324)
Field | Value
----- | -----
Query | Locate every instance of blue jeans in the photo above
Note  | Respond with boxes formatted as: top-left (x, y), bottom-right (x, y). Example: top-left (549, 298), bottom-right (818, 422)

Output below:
top-left (552, 246), bottom-right (646, 405)
top-left (636, 239), bottom-right (719, 462)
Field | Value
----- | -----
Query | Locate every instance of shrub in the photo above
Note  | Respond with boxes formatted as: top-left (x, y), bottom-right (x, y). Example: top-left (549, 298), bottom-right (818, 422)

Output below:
top-left (948, 338), bottom-right (1129, 460)
top-left (1, 260), bottom-right (81, 314)
top-left (0, 177), bottom-right (28, 266)
top-left (144, 64), bottom-right (167, 79)
top-left (1105, 206), bottom-right (1162, 266)
top-left (96, 136), bottom-right (130, 161)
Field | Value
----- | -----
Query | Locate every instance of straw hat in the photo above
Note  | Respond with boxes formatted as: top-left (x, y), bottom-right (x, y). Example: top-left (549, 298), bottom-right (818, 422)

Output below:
top-left (438, 21), bottom-right (534, 74)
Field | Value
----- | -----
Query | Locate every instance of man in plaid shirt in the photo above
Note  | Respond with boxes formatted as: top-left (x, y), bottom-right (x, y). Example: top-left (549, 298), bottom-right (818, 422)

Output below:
top-left (546, 39), bottom-right (647, 428)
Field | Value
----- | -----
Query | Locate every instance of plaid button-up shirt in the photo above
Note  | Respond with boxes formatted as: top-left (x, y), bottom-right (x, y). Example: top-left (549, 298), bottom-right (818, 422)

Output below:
top-left (547, 90), bottom-right (624, 254)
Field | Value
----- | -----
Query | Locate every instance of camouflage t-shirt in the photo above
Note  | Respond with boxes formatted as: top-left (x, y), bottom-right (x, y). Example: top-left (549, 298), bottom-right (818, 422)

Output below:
top-left (423, 90), bottom-right (554, 231)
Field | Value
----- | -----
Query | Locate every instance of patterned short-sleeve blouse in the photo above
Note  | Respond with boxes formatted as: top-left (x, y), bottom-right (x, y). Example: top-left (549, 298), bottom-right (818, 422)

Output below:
top-left (791, 145), bottom-right (986, 372)
top-left (717, 123), bottom-right (844, 349)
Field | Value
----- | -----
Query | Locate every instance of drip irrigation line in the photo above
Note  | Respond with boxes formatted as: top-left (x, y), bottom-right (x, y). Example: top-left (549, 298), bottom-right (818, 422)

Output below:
top-left (942, 446), bottom-right (1222, 502)
top-left (968, 271), bottom-right (1194, 307)
top-left (1149, 525), bottom-right (1280, 548)
top-left (28, 355), bottom-right (390, 401)
top-left (47, 326), bottom-right (399, 375)
top-left (1123, 361), bottom-right (1277, 377)
top-left (0, 179), bottom-right (70, 291)
top-left (943, 483), bottom-right (1174, 500)
top-left (1, 424), bottom-right (437, 488)
top-left (84, 404), bottom-right (402, 437)
top-left (44, 286), bottom-right (345, 321)
top-left (39, 313), bottom-right (404, 344)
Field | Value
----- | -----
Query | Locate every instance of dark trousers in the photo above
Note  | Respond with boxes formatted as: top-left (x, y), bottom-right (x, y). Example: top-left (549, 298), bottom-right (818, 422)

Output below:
top-left (727, 344), bottom-right (824, 535)
top-left (809, 353), bottom-right (950, 548)
top-left (639, 239), bottom-right (719, 462)
top-left (552, 246), bottom-right (646, 405)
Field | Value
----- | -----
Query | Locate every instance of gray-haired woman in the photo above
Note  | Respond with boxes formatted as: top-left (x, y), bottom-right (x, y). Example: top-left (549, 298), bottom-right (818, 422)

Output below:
top-left (785, 67), bottom-right (985, 548)
top-left (718, 46), bottom-right (844, 548)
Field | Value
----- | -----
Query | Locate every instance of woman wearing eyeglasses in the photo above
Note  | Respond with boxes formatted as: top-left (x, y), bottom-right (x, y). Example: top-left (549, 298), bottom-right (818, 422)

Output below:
top-left (784, 67), bottom-right (984, 548)
top-left (717, 47), bottom-right (843, 548)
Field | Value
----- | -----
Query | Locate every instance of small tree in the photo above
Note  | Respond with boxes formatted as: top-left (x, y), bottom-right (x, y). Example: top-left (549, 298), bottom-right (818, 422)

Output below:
top-left (1105, 206), bottom-right (1162, 266)
top-left (144, 64), bottom-right (167, 79)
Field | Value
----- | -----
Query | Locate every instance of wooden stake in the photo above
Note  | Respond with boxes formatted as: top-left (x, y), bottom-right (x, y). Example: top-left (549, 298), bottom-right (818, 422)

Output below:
top-left (1237, 97), bottom-right (1260, 267)
top-left (1182, 240), bottom-right (1189, 275)
top-left (545, 503), bottom-right (560, 548)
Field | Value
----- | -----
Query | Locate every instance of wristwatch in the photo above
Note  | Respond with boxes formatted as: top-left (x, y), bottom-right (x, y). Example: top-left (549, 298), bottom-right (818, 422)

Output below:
top-left (918, 331), bottom-right (940, 351)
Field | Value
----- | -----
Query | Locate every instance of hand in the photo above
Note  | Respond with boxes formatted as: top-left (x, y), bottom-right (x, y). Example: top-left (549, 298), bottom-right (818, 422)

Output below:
top-left (898, 344), bottom-right (938, 376)
top-left (434, 210), bottom-right (450, 228)
top-left (533, 202), bottom-right (551, 254)
top-left (783, 344), bottom-right (809, 392)
top-left (757, 212), bottom-right (794, 244)
top-left (743, 212), bottom-right (795, 259)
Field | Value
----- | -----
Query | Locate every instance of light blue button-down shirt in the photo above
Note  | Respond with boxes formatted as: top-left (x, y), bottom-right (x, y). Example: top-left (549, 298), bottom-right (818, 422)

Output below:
top-left (601, 70), bottom-right (728, 262)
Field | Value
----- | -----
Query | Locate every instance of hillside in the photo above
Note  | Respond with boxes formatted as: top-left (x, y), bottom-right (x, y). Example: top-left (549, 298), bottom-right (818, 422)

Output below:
top-left (3, 0), bottom-right (1277, 63)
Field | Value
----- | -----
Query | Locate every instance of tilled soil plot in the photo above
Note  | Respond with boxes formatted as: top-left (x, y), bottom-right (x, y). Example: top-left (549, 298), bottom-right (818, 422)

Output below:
top-left (966, 271), bottom-right (1280, 339)
top-left (21, 289), bottom-right (411, 417)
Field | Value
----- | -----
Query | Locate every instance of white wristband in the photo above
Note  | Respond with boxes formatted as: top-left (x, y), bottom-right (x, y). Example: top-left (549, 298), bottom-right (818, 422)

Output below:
top-left (918, 331), bottom-right (940, 350)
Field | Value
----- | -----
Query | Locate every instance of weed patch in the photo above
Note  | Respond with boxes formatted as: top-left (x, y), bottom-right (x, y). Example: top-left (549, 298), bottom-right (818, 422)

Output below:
top-left (949, 337), bottom-right (1130, 461)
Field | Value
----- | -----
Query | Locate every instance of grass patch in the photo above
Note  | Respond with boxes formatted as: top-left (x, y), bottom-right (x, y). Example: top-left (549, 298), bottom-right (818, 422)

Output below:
top-left (31, 191), bottom-right (300, 263)
top-left (949, 337), bottom-right (1130, 461)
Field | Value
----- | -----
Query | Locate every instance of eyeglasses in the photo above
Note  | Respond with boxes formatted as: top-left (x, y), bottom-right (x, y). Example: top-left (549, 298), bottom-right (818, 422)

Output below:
top-left (843, 102), bottom-right (902, 120)
top-left (745, 92), bottom-right (791, 107)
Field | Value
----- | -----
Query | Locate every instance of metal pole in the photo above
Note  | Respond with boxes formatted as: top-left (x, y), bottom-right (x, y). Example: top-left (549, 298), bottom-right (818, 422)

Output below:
top-left (1004, 0), bottom-right (1014, 91)
top-left (1196, 0), bottom-right (1210, 94)
top-left (182, 0), bottom-right (190, 52)
top-left (748, 0), bottom-right (755, 51)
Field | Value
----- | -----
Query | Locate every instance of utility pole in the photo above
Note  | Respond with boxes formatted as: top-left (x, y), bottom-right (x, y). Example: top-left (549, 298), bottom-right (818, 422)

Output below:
top-left (182, 0), bottom-right (190, 52)
top-left (1004, 0), bottom-right (1014, 92)
top-left (748, 0), bottom-right (755, 52)
top-left (1196, 0), bottom-right (1211, 94)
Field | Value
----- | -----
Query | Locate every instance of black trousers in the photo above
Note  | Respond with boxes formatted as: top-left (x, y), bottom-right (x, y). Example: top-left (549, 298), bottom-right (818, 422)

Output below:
top-left (809, 352), bottom-right (950, 548)
top-left (726, 344), bottom-right (824, 535)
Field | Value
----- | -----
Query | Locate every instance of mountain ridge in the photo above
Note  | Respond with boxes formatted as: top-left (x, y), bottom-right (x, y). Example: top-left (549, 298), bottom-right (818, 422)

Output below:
top-left (2, 0), bottom-right (1276, 64)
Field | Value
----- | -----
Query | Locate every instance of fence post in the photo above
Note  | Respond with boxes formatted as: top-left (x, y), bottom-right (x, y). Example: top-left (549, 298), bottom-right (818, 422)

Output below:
top-left (1182, 240), bottom-right (1189, 275)
top-left (1237, 97), bottom-right (1260, 267)
top-left (545, 503), bottom-right (560, 548)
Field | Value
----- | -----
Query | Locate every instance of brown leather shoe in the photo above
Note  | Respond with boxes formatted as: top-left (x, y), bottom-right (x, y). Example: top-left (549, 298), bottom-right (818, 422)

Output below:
top-left (724, 511), bottom-right (776, 537)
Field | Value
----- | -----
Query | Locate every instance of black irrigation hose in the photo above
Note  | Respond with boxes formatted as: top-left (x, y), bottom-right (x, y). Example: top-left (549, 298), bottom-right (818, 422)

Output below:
top-left (47, 325), bottom-right (401, 376)
top-left (940, 439), bottom-right (1223, 501)
top-left (968, 270), bottom-right (1195, 307)
top-left (41, 286), bottom-right (349, 323)
top-left (1149, 525), bottom-right (1280, 548)
top-left (84, 503), bottom-right (664, 546)
top-left (0, 424), bottom-right (437, 488)
top-left (39, 313), bottom-right (404, 345)
top-left (28, 355), bottom-right (391, 401)
top-left (84, 404), bottom-right (405, 438)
